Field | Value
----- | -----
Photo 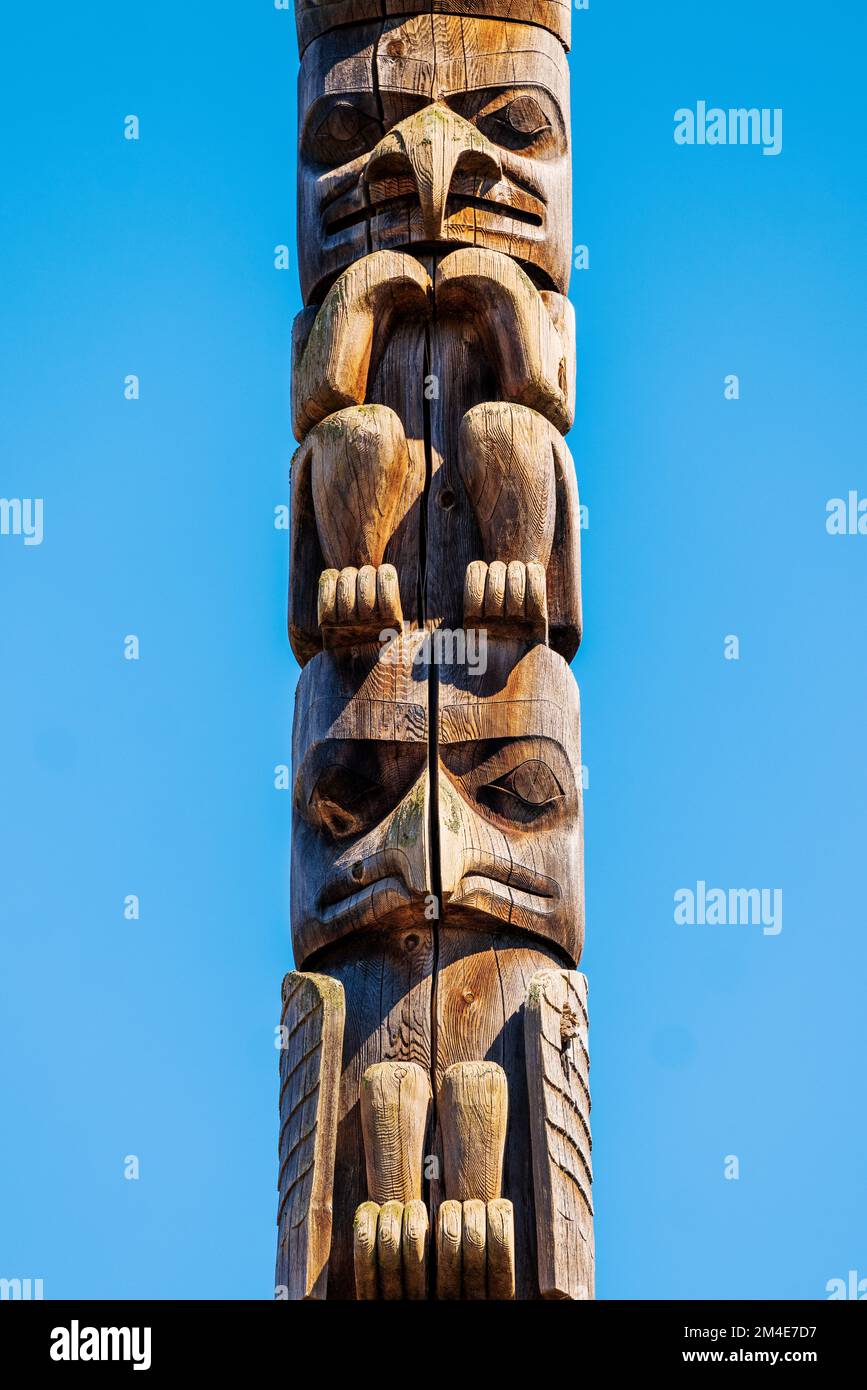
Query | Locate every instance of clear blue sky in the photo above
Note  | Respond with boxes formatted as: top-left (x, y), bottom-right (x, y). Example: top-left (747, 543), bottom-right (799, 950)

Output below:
top-left (2, 1), bottom-right (865, 1299)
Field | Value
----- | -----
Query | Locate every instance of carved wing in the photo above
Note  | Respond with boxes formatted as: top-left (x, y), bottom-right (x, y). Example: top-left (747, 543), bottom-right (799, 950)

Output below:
top-left (276, 971), bottom-right (345, 1300)
top-left (525, 968), bottom-right (594, 1300)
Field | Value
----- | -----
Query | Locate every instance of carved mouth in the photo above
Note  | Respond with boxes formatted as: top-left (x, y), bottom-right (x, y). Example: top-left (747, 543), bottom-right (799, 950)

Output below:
top-left (450, 872), bottom-right (559, 917)
top-left (324, 192), bottom-right (543, 238)
top-left (317, 874), bottom-right (415, 927)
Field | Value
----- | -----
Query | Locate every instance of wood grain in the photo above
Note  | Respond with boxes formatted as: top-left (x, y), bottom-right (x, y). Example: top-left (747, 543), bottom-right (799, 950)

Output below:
top-left (281, 0), bottom-right (592, 1302)
top-left (360, 1061), bottom-right (431, 1204)
top-left (440, 1061), bottom-right (508, 1204)
top-left (295, 2), bottom-right (572, 59)
top-left (275, 971), bottom-right (345, 1300)
top-left (525, 968), bottom-right (594, 1300)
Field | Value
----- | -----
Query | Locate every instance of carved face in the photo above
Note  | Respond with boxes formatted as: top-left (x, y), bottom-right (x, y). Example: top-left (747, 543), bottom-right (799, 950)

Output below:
top-left (291, 638), bottom-right (583, 966)
top-left (298, 15), bottom-right (572, 304)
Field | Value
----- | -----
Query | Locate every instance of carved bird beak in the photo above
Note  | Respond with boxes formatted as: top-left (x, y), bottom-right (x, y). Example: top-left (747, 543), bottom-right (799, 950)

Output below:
top-left (364, 103), bottom-right (503, 243)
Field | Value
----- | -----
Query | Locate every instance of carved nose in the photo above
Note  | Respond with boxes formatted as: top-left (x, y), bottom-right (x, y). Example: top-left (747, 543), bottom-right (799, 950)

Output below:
top-left (436, 777), bottom-right (467, 900)
top-left (382, 769), bottom-right (433, 899)
top-left (365, 104), bottom-right (503, 242)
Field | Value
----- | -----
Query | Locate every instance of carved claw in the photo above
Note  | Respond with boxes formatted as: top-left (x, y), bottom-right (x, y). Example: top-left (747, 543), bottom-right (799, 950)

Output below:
top-left (435, 1196), bottom-right (515, 1300)
top-left (464, 559), bottom-right (547, 636)
top-left (317, 563), bottom-right (403, 644)
top-left (354, 1198), bottom-right (429, 1300)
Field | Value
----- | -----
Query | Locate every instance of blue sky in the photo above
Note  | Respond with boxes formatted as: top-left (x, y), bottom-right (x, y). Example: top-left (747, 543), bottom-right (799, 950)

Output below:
top-left (2, 0), bottom-right (865, 1298)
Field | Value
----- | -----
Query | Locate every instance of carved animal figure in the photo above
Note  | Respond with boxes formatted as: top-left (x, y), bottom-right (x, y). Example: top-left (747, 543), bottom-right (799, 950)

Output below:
top-left (277, 0), bottom-right (593, 1301)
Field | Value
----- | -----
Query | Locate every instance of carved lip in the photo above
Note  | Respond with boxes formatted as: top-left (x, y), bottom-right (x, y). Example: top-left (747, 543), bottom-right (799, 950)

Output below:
top-left (449, 871), bottom-right (560, 917)
top-left (317, 874), bottom-right (416, 927)
top-left (324, 192), bottom-right (543, 237)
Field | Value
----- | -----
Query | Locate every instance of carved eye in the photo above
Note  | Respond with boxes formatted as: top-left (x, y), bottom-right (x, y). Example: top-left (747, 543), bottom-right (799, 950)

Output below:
top-left (308, 101), bottom-right (381, 166)
top-left (478, 759), bottom-right (563, 823)
top-left (479, 95), bottom-right (552, 150)
top-left (309, 765), bottom-right (380, 840)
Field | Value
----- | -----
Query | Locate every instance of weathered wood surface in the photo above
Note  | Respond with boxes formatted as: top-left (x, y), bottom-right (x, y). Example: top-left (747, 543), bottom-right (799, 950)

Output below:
top-left (525, 968), bottom-right (594, 1300)
top-left (288, 259), bottom-right (581, 660)
top-left (278, 0), bottom-right (592, 1301)
top-left (295, 2), bottom-right (571, 59)
top-left (435, 1061), bottom-right (515, 1300)
top-left (297, 16), bottom-right (571, 304)
top-left (360, 1061), bottom-right (431, 1203)
top-left (275, 971), bottom-right (345, 1300)
top-left (354, 1061), bottom-right (432, 1298)
top-left (440, 1061), bottom-right (508, 1203)
top-left (437, 641), bottom-right (585, 962)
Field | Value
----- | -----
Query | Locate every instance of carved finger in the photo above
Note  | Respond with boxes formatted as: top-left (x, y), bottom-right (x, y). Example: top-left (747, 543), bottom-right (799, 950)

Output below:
top-left (401, 1199), bottom-right (429, 1300)
top-left (525, 561), bottom-right (548, 627)
top-left (505, 560), bottom-right (527, 620)
top-left (464, 560), bottom-right (487, 624)
top-left (436, 1199), bottom-right (463, 1300)
top-left (486, 1198), bottom-right (516, 1300)
top-left (377, 1200), bottom-right (404, 1300)
top-left (356, 564), bottom-right (377, 623)
top-left (335, 567), bottom-right (358, 625)
top-left (353, 1202), bottom-right (380, 1300)
top-left (462, 1198), bottom-right (487, 1300)
top-left (484, 560), bottom-right (507, 619)
top-left (316, 568), bottom-right (339, 627)
top-left (375, 563), bottom-right (402, 627)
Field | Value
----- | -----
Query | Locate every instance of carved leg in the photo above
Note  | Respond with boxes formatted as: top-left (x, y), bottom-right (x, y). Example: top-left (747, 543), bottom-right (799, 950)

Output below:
top-left (275, 972), bottom-right (345, 1301)
top-left (435, 1061), bottom-right (516, 1300)
top-left (525, 969), bottom-right (594, 1300)
top-left (353, 1061), bottom-right (432, 1300)
top-left (458, 401), bottom-right (563, 641)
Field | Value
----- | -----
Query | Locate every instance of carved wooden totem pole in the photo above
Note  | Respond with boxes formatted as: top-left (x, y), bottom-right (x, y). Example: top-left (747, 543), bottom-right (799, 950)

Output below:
top-left (277, 0), bottom-right (592, 1300)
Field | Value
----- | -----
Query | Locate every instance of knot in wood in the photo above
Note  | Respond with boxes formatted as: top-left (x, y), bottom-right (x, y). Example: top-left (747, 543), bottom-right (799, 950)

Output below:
top-left (560, 1005), bottom-right (579, 1043)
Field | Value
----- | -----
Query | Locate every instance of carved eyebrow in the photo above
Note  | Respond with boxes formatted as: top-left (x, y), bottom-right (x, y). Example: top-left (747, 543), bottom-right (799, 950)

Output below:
top-left (442, 736), bottom-right (568, 784)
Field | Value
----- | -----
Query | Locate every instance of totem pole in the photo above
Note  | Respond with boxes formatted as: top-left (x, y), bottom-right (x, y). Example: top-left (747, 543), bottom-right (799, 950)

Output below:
top-left (277, 0), bottom-right (592, 1300)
